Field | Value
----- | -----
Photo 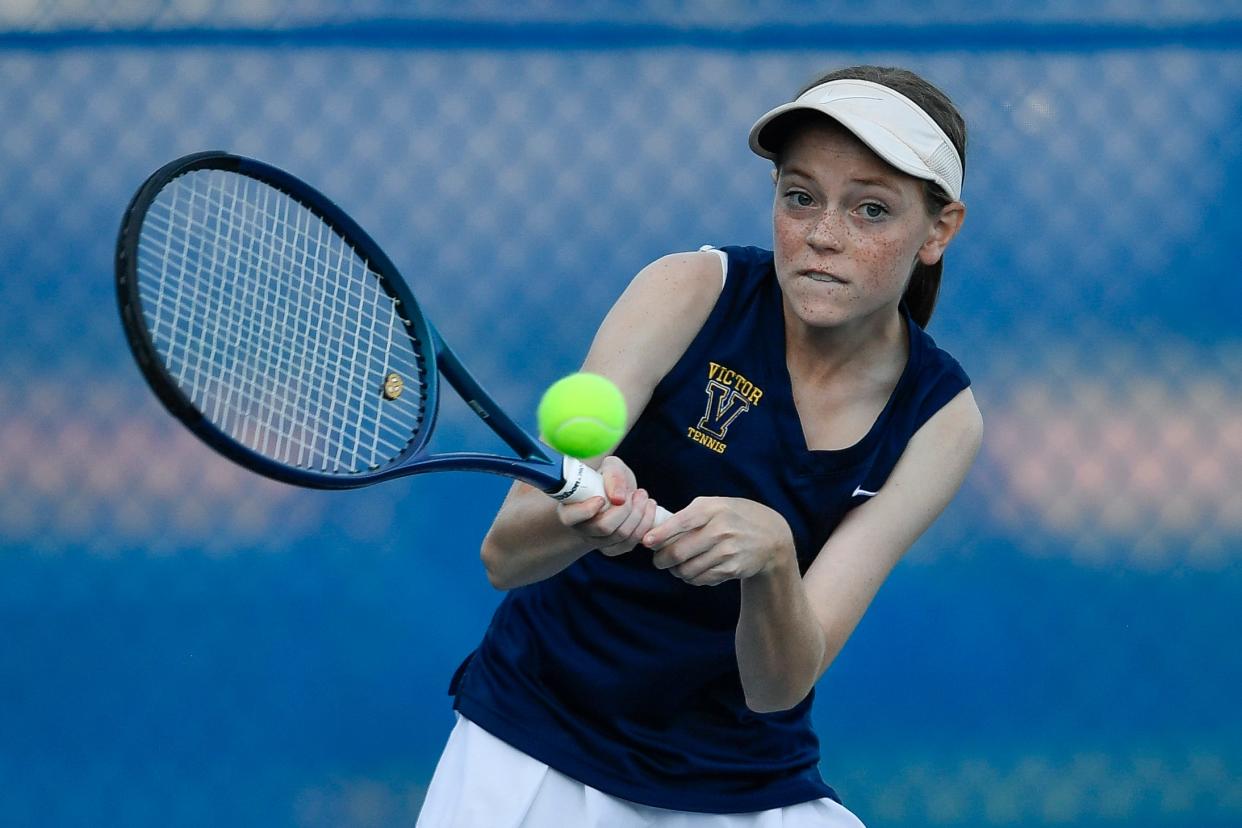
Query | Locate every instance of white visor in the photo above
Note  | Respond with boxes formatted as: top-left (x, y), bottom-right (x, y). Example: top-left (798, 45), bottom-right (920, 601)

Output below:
top-left (749, 78), bottom-right (963, 202)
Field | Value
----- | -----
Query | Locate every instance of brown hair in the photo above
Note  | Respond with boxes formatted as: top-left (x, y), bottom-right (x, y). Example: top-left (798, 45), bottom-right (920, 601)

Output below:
top-left (772, 66), bottom-right (967, 328)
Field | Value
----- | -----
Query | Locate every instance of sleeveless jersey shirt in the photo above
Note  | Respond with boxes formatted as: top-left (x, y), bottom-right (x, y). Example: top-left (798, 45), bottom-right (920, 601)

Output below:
top-left (450, 245), bottom-right (970, 814)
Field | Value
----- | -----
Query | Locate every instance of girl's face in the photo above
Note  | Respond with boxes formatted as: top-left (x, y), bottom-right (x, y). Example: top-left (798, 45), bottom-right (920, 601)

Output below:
top-left (772, 119), bottom-right (960, 330)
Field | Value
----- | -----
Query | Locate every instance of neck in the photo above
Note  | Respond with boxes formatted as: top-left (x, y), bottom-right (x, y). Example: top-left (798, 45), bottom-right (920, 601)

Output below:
top-left (782, 300), bottom-right (908, 383)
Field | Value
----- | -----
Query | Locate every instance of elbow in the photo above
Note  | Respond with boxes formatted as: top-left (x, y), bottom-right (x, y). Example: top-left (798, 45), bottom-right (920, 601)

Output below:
top-left (742, 671), bottom-right (817, 713)
top-left (744, 686), bottom-right (810, 714)
top-left (742, 643), bottom-right (839, 714)
top-left (485, 569), bottom-right (516, 592)
top-left (480, 535), bottom-right (518, 591)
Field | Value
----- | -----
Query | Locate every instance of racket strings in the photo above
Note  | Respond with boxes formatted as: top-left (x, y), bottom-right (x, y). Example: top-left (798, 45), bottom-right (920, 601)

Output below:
top-left (135, 169), bottom-right (427, 474)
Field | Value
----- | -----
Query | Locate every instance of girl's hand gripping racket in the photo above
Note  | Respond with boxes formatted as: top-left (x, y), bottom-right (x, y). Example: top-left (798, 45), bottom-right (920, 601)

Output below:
top-left (114, 150), bottom-right (670, 523)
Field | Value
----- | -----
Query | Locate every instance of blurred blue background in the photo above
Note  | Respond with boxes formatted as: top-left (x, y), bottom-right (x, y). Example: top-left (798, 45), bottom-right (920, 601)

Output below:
top-left (2, 3), bottom-right (1241, 826)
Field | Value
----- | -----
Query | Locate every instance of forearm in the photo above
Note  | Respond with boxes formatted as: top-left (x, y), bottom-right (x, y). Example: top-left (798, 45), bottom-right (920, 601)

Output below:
top-left (480, 485), bottom-right (599, 589)
top-left (736, 551), bottom-right (827, 713)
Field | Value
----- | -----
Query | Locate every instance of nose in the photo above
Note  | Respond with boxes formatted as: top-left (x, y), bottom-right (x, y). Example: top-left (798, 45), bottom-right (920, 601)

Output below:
top-left (805, 207), bottom-right (845, 251)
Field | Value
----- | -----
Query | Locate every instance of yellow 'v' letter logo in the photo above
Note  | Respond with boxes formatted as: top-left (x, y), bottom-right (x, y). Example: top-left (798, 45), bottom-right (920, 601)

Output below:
top-left (698, 380), bottom-right (751, 440)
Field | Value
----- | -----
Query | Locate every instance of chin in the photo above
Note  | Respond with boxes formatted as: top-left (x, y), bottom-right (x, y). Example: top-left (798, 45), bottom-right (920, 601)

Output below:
top-left (790, 290), bottom-right (904, 332)
top-left (787, 298), bottom-right (852, 329)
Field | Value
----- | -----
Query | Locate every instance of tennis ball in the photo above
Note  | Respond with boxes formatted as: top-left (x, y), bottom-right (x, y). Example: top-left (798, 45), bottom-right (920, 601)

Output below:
top-left (537, 372), bottom-right (627, 459)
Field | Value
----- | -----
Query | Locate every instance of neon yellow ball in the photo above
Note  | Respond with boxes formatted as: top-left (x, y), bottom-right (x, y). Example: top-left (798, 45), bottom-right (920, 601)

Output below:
top-left (537, 372), bottom-right (627, 459)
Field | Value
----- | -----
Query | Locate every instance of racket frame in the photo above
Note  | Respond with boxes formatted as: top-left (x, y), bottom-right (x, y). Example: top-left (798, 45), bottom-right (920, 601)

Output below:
top-left (115, 151), bottom-right (577, 495)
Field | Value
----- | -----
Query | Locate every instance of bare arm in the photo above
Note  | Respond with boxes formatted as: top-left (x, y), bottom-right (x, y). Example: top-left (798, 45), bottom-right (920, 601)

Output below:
top-left (739, 387), bottom-right (983, 711)
top-left (644, 387), bottom-right (984, 711)
top-left (481, 251), bottom-right (725, 589)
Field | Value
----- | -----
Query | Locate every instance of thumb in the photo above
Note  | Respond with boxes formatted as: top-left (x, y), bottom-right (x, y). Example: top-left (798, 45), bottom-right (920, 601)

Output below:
top-left (601, 460), bottom-right (632, 506)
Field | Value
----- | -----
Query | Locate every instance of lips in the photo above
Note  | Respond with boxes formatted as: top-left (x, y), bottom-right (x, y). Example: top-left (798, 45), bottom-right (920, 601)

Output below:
top-left (800, 269), bottom-right (848, 285)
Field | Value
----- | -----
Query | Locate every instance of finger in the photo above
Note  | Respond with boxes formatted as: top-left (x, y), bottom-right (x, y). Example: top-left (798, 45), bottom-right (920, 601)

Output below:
top-left (642, 505), bottom-right (707, 551)
top-left (596, 485), bottom-right (656, 536)
top-left (651, 530), bottom-right (713, 571)
top-left (600, 459), bottom-right (633, 506)
top-left (609, 489), bottom-right (649, 541)
top-left (556, 496), bottom-right (607, 528)
top-left (595, 493), bottom-right (648, 557)
top-left (598, 527), bottom-right (641, 557)
top-left (672, 552), bottom-right (727, 583)
top-left (587, 500), bottom-right (634, 538)
top-left (634, 498), bottom-right (660, 548)
top-left (682, 564), bottom-right (734, 587)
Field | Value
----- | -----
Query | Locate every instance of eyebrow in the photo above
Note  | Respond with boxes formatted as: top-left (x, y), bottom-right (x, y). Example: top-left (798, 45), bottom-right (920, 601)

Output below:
top-left (848, 176), bottom-right (903, 194)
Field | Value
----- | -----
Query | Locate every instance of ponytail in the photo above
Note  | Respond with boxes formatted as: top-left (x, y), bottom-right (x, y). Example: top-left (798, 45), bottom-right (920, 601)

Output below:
top-left (903, 259), bottom-right (942, 329)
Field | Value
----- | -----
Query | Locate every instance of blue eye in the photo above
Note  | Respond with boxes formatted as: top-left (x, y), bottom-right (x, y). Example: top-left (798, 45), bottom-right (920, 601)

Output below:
top-left (783, 190), bottom-right (814, 208)
top-left (860, 202), bottom-right (888, 220)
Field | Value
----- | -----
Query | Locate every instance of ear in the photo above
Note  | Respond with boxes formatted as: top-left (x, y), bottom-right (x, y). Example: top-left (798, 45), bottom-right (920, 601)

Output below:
top-left (917, 201), bottom-right (967, 267)
top-left (770, 167), bottom-right (779, 186)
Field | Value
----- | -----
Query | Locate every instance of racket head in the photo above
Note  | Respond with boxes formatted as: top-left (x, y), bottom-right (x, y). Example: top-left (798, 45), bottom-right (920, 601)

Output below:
top-left (115, 151), bottom-right (440, 489)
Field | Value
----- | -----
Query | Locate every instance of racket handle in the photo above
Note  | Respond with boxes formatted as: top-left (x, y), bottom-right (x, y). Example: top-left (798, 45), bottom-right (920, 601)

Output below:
top-left (552, 457), bottom-right (672, 526)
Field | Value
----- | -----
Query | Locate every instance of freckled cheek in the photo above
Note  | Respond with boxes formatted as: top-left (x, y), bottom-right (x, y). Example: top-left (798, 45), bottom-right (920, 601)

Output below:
top-left (772, 218), bottom-right (799, 252)
top-left (856, 237), bottom-right (918, 284)
top-left (771, 224), bottom-right (802, 274)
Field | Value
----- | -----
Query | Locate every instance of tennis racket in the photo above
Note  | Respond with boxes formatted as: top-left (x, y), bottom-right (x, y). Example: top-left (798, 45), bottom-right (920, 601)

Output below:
top-left (115, 150), bottom-right (670, 523)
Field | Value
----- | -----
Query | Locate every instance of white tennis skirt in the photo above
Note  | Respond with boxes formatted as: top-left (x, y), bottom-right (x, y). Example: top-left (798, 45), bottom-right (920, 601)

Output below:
top-left (416, 714), bottom-right (866, 828)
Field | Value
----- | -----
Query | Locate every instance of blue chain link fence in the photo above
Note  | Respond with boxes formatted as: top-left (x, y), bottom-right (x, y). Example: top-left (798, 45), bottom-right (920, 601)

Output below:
top-left (2, 4), bottom-right (1240, 826)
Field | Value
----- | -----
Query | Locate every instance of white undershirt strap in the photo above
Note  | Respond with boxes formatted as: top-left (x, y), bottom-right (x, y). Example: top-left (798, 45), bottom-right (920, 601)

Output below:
top-left (698, 245), bottom-right (729, 288)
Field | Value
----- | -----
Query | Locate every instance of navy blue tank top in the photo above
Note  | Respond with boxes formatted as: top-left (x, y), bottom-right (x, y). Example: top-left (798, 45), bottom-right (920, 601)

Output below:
top-left (450, 245), bottom-right (970, 813)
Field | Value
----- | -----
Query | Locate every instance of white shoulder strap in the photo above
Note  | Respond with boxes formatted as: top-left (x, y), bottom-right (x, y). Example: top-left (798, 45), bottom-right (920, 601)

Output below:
top-left (698, 245), bottom-right (728, 288)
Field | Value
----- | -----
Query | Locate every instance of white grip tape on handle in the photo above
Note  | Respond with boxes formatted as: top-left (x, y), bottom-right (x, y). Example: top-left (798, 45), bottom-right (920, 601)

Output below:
top-left (552, 456), bottom-right (672, 526)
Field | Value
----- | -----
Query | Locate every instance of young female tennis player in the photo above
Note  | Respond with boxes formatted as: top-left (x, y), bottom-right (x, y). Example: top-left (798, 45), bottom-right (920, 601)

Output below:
top-left (417, 65), bottom-right (983, 827)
